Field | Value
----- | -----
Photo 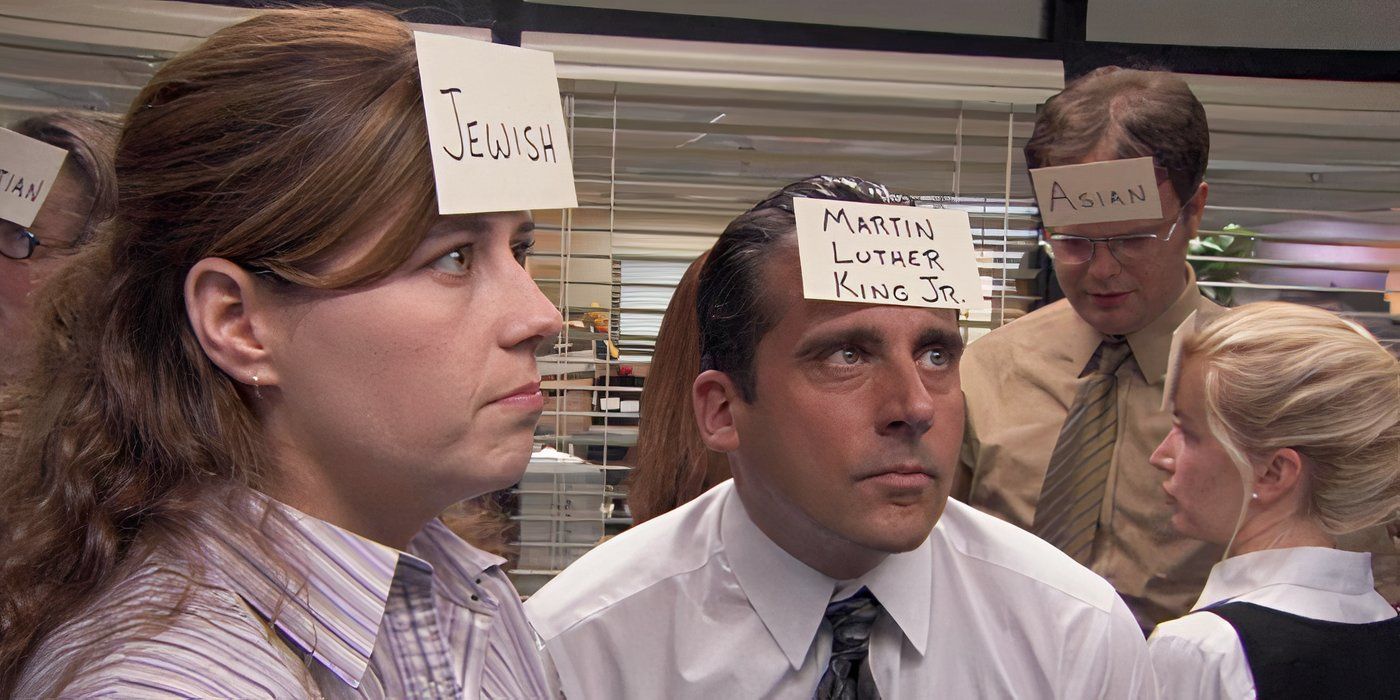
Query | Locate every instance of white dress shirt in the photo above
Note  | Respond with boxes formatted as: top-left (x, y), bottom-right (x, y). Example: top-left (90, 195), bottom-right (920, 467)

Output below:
top-left (1147, 547), bottom-right (1397, 700)
top-left (526, 480), bottom-right (1155, 699)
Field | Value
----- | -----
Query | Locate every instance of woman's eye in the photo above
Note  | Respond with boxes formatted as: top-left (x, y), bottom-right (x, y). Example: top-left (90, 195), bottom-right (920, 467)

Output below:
top-left (920, 347), bottom-right (951, 367)
top-left (431, 244), bottom-right (473, 275)
top-left (824, 347), bottom-right (863, 366)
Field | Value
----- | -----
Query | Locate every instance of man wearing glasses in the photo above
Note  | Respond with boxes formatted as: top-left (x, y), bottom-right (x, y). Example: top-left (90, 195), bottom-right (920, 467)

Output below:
top-left (1, 113), bottom-right (116, 467)
top-left (0, 113), bottom-right (115, 390)
top-left (953, 67), bottom-right (1224, 634)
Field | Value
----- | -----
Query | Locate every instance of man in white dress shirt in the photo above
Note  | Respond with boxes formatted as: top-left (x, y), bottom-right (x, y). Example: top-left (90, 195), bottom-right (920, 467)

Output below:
top-left (525, 176), bottom-right (1156, 699)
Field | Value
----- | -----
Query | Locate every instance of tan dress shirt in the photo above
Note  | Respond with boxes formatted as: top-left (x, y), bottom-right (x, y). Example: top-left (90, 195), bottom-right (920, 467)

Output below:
top-left (956, 269), bottom-right (1398, 631)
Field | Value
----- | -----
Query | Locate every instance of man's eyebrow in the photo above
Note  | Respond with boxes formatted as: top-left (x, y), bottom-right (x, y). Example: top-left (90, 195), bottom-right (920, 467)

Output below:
top-left (917, 328), bottom-right (966, 356)
top-left (794, 326), bottom-right (884, 356)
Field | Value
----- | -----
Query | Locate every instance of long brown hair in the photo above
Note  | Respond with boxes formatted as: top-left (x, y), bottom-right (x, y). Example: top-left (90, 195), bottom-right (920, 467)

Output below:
top-left (0, 8), bottom-right (439, 689)
top-left (626, 250), bottom-right (729, 524)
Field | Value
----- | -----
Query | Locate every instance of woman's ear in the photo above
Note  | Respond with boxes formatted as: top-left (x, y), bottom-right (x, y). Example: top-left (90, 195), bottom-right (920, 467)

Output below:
top-left (184, 258), bottom-right (277, 390)
top-left (693, 369), bottom-right (741, 454)
top-left (1253, 446), bottom-right (1305, 508)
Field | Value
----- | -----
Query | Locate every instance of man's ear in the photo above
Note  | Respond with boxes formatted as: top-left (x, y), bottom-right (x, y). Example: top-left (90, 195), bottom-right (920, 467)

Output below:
top-left (184, 258), bottom-right (277, 391)
top-left (694, 369), bottom-right (741, 453)
top-left (1253, 446), bottom-right (1305, 508)
top-left (1184, 181), bottom-right (1209, 240)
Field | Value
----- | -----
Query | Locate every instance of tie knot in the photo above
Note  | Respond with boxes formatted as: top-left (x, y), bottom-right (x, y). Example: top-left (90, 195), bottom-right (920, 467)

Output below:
top-left (825, 588), bottom-right (883, 631)
top-left (1092, 339), bottom-right (1133, 376)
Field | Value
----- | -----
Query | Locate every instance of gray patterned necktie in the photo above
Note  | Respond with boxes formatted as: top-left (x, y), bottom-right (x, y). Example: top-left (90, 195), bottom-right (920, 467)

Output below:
top-left (1032, 338), bottom-right (1134, 565)
top-left (816, 588), bottom-right (883, 700)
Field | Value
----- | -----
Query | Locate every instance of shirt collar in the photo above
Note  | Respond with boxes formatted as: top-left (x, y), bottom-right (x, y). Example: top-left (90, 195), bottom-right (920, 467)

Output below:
top-left (209, 495), bottom-right (502, 690)
top-left (407, 518), bottom-right (508, 610)
top-left (1125, 265), bottom-right (1212, 386)
top-left (1058, 264), bottom-right (1211, 383)
top-left (857, 533), bottom-right (932, 657)
top-left (209, 496), bottom-right (400, 689)
top-left (720, 485), bottom-right (931, 669)
top-left (1191, 547), bottom-right (1377, 611)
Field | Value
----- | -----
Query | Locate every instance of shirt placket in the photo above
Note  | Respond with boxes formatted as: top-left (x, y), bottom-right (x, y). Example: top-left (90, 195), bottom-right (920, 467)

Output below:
top-left (387, 564), bottom-right (463, 699)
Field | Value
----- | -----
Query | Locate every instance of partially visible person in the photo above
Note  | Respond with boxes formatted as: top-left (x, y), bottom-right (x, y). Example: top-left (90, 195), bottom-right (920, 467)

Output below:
top-left (0, 111), bottom-right (118, 384)
top-left (1147, 302), bottom-right (1399, 699)
top-left (0, 112), bottom-right (118, 463)
top-left (0, 9), bottom-right (560, 697)
top-left (624, 249), bottom-right (730, 524)
top-left (527, 176), bottom-right (1154, 698)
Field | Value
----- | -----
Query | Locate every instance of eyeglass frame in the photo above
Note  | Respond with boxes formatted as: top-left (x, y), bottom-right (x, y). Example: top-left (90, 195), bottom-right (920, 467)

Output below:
top-left (0, 224), bottom-right (78, 261)
top-left (1040, 195), bottom-right (1197, 266)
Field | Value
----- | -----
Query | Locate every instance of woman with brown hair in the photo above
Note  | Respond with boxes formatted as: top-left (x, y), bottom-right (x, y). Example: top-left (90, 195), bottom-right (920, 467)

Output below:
top-left (625, 250), bottom-right (731, 524)
top-left (0, 8), bottom-right (560, 698)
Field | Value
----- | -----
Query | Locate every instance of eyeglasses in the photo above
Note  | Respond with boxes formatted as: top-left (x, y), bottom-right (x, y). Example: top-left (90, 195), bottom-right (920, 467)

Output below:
top-left (1, 222), bottom-right (43, 261)
top-left (1042, 204), bottom-right (1190, 266)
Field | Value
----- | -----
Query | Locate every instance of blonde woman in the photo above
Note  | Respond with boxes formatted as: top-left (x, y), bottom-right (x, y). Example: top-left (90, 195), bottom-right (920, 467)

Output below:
top-left (0, 8), bottom-right (559, 697)
top-left (1147, 302), bottom-right (1399, 699)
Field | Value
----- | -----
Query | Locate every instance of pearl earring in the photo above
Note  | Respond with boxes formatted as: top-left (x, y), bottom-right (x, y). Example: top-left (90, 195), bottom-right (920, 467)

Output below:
top-left (1251, 492), bottom-right (1259, 500)
top-left (251, 372), bottom-right (262, 400)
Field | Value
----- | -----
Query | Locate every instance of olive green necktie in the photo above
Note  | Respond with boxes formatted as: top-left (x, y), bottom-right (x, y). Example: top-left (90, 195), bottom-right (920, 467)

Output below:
top-left (1032, 339), bottom-right (1134, 565)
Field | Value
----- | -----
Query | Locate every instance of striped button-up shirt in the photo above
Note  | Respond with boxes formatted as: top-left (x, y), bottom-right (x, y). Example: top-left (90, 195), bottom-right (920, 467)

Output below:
top-left (16, 498), bottom-right (549, 698)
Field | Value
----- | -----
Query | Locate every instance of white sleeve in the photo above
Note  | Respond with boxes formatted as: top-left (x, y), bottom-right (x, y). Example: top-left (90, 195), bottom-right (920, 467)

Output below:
top-left (1147, 613), bottom-right (1256, 700)
top-left (1094, 594), bottom-right (1160, 699)
top-left (537, 643), bottom-right (569, 700)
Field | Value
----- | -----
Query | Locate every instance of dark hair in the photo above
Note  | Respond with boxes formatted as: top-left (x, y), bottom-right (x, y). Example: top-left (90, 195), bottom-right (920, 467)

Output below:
top-left (696, 175), bottom-right (913, 402)
top-left (0, 8), bottom-right (437, 691)
top-left (10, 111), bottom-right (120, 246)
top-left (1024, 66), bottom-right (1209, 204)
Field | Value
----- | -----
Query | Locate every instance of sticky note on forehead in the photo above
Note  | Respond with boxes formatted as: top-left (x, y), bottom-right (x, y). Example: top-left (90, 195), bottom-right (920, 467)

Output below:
top-left (0, 128), bottom-right (69, 228)
top-left (1029, 156), bottom-right (1163, 227)
top-left (794, 197), bottom-right (990, 311)
top-left (415, 32), bottom-right (578, 215)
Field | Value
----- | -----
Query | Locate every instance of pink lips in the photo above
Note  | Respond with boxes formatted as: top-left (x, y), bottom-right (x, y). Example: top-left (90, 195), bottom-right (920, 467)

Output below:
top-left (861, 465), bottom-right (934, 490)
top-left (867, 472), bottom-right (933, 490)
top-left (1088, 291), bottom-right (1132, 309)
top-left (492, 381), bottom-right (544, 411)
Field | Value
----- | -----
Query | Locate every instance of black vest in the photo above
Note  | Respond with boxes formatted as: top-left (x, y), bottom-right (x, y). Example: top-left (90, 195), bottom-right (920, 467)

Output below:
top-left (1206, 601), bottom-right (1400, 699)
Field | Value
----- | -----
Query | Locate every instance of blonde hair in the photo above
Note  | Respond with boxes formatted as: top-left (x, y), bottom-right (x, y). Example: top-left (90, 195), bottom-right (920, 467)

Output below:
top-left (1182, 302), bottom-right (1400, 538)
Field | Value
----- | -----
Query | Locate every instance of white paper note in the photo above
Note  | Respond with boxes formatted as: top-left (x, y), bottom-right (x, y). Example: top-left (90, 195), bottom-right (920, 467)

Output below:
top-left (0, 128), bottom-right (70, 228)
top-left (1029, 157), bottom-right (1164, 227)
top-left (794, 197), bottom-right (989, 311)
top-left (415, 31), bottom-right (577, 215)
